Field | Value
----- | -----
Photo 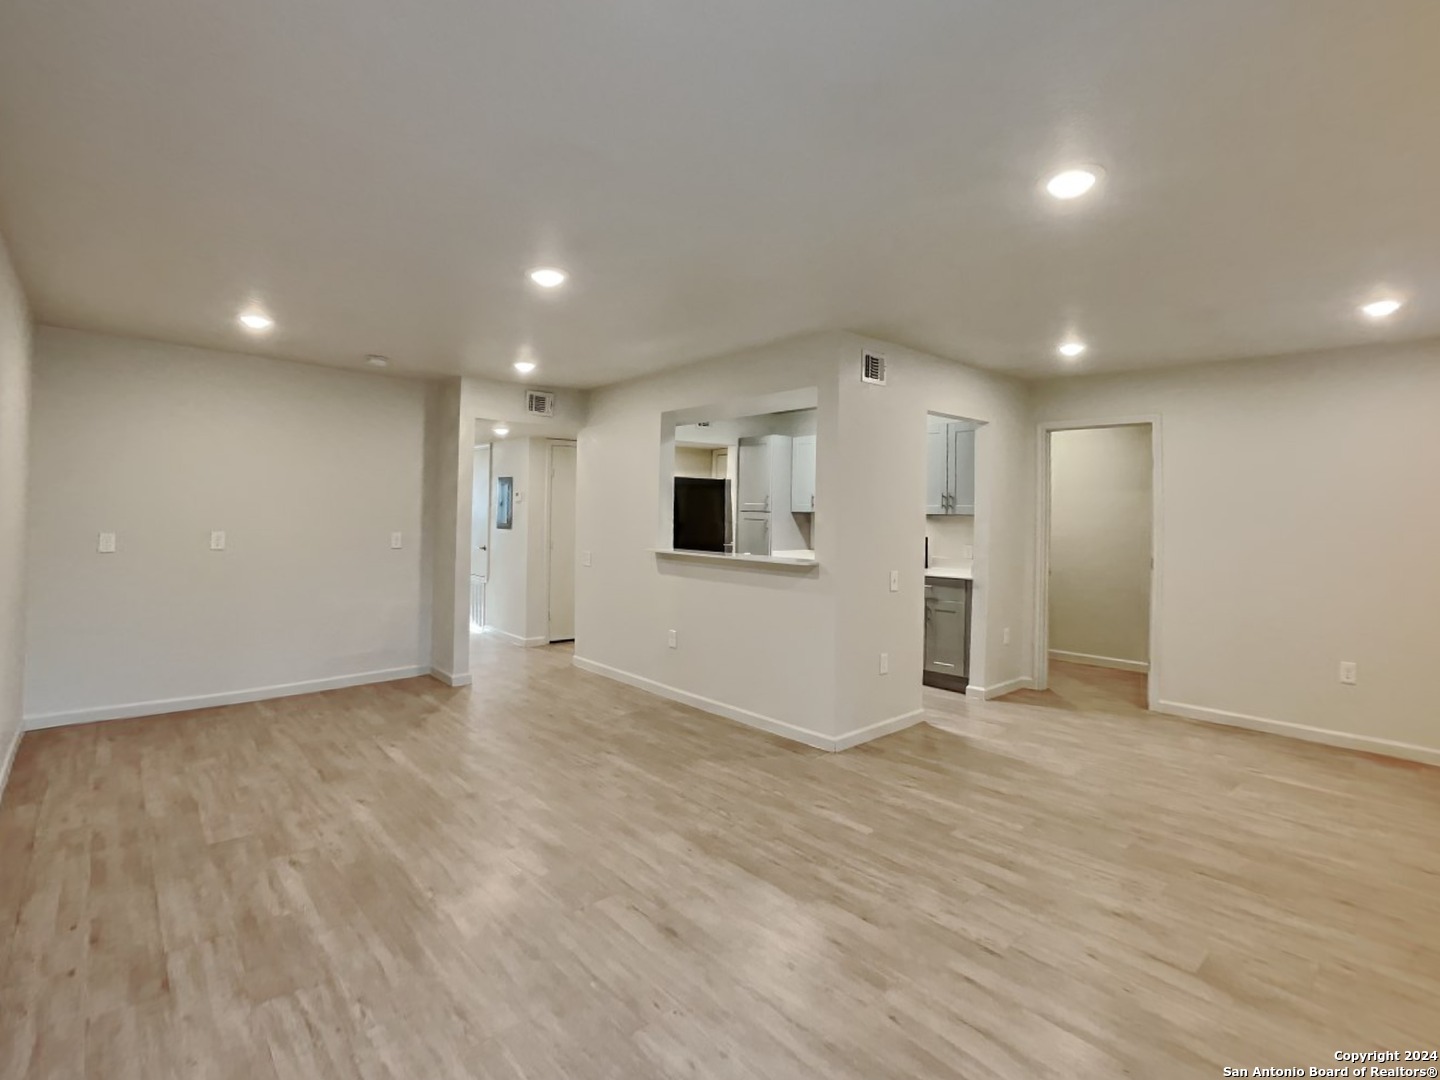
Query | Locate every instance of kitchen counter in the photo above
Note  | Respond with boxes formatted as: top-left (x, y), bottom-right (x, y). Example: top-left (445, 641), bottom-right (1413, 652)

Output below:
top-left (924, 566), bottom-right (973, 581)
top-left (651, 548), bottom-right (818, 568)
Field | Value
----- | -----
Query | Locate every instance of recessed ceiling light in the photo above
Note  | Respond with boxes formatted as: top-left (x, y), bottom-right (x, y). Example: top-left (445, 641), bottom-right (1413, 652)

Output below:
top-left (365, 355), bottom-right (389, 368)
top-left (529, 267), bottom-right (567, 288)
top-left (513, 361), bottom-right (536, 374)
top-left (493, 425), bottom-right (510, 437)
top-left (1057, 340), bottom-right (1087, 359)
top-left (1045, 168), bottom-right (1100, 200)
top-left (1361, 298), bottom-right (1403, 319)
top-left (238, 309), bottom-right (274, 332)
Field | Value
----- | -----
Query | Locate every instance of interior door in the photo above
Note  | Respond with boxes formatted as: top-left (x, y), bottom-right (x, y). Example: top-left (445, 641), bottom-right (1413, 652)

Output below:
top-left (546, 443), bottom-right (577, 642)
top-left (472, 445), bottom-right (491, 579)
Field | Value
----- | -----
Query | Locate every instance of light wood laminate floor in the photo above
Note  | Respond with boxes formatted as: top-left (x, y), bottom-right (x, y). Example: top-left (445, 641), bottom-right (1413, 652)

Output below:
top-left (2, 645), bottom-right (1437, 1079)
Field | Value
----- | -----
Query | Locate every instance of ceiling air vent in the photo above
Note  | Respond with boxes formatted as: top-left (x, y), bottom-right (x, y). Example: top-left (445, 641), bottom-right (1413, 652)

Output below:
top-left (525, 390), bottom-right (556, 417)
top-left (861, 352), bottom-right (887, 385)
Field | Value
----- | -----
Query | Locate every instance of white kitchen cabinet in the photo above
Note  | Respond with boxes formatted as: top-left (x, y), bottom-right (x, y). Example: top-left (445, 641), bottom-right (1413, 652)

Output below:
top-left (925, 429), bottom-right (948, 514)
top-left (926, 421), bottom-right (975, 516)
top-left (790, 435), bottom-right (816, 512)
top-left (948, 426), bottom-right (975, 515)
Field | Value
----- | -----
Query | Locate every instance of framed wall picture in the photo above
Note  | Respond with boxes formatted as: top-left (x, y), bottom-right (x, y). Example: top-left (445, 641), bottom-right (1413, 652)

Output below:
top-left (496, 476), bottom-right (514, 529)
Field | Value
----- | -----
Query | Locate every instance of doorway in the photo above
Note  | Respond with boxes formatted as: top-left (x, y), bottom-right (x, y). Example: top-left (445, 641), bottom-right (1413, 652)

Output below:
top-left (1035, 420), bottom-right (1160, 709)
top-left (471, 444), bottom-right (491, 632)
top-left (546, 442), bottom-right (577, 642)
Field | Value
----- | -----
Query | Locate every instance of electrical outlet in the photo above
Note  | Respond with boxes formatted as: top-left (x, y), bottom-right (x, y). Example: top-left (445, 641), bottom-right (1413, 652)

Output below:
top-left (1003, 627), bottom-right (1011, 646)
top-left (209, 530), bottom-right (226, 551)
top-left (582, 551), bottom-right (592, 567)
top-left (879, 652), bottom-right (889, 675)
top-left (1339, 661), bottom-right (1357, 685)
top-left (963, 545), bottom-right (973, 559)
top-left (667, 629), bottom-right (678, 649)
top-left (889, 570), bottom-right (899, 592)
top-left (390, 531), bottom-right (403, 549)
top-left (97, 532), bottom-right (116, 554)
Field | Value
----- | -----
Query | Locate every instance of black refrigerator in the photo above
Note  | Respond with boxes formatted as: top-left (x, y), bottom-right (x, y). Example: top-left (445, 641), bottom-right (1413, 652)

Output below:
top-left (673, 477), bottom-right (731, 552)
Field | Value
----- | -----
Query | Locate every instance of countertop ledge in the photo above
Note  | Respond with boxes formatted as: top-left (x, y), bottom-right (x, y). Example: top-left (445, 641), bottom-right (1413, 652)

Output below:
top-left (652, 548), bottom-right (819, 569)
top-left (924, 567), bottom-right (974, 581)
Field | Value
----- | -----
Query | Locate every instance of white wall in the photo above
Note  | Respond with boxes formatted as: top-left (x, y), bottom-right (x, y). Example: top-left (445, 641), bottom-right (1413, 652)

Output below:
top-left (1048, 425), bottom-right (1152, 667)
top-left (1034, 342), bottom-right (1440, 762)
top-left (25, 328), bottom-right (431, 726)
top-left (0, 232), bottom-right (31, 791)
top-left (673, 446), bottom-right (715, 478)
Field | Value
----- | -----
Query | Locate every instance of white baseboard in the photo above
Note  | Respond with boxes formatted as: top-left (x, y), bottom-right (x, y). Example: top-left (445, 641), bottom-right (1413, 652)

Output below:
top-left (573, 656), bottom-right (917, 752)
top-left (481, 627), bottom-right (548, 648)
top-left (23, 665), bottom-right (431, 731)
top-left (833, 709), bottom-right (925, 751)
top-left (965, 676), bottom-right (1034, 701)
top-left (0, 726), bottom-right (20, 803)
top-left (573, 655), bottom-right (834, 749)
top-left (429, 667), bottom-right (473, 688)
top-left (1049, 650), bottom-right (1149, 673)
top-left (1157, 699), bottom-right (1440, 768)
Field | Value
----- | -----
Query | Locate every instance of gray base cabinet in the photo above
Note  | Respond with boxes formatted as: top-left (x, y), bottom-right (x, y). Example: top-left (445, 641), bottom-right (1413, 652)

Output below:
top-left (923, 578), bottom-right (971, 692)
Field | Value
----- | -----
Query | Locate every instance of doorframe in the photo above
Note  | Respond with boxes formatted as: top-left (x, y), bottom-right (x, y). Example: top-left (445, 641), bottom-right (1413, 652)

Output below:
top-left (1032, 415), bottom-right (1163, 710)
top-left (543, 439), bottom-right (578, 643)
top-left (471, 442), bottom-right (492, 633)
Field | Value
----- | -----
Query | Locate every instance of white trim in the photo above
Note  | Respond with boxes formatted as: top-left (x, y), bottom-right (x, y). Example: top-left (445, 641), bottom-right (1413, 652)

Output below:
top-left (481, 626), bottom-right (548, 648)
top-left (0, 727), bottom-right (20, 801)
top-left (832, 709), bottom-right (925, 751)
top-left (1156, 700), bottom-right (1440, 768)
top-left (1048, 649), bottom-right (1150, 673)
top-left (544, 440), bottom-right (578, 644)
top-left (1034, 415), bottom-right (1163, 711)
top-left (429, 667), bottom-right (473, 687)
top-left (574, 655), bottom-right (914, 752)
top-left (23, 665), bottom-right (431, 731)
top-left (964, 675), bottom-right (1034, 701)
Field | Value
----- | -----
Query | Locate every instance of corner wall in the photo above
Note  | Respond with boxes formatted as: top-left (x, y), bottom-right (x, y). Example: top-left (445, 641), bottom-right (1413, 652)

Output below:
top-left (0, 232), bottom-right (31, 794)
top-left (1034, 341), bottom-right (1440, 762)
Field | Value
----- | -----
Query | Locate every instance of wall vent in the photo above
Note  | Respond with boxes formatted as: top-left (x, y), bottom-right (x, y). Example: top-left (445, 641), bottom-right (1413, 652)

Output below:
top-left (525, 390), bottom-right (556, 417)
top-left (861, 352), bottom-right (887, 385)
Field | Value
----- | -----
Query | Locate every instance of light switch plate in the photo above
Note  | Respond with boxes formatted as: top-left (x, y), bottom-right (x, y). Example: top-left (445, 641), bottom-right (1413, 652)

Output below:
top-left (209, 530), bottom-right (226, 551)
top-left (879, 652), bottom-right (889, 675)
top-left (98, 532), bottom-right (116, 553)
top-left (582, 550), bottom-right (592, 567)
top-left (889, 570), bottom-right (899, 592)
top-left (1339, 661), bottom-right (1358, 685)
top-left (667, 629), bottom-right (677, 649)
top-left (390, 531), bottom-right (403, 549)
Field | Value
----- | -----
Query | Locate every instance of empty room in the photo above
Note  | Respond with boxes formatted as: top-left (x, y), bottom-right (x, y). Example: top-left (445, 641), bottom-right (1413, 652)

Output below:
top-left (1, 2), bottom-right (1437, 1077)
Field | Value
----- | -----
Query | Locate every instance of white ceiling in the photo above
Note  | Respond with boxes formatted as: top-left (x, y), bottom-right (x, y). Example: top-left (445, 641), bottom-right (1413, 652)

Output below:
top-left (2, 1), bottom-right (1438, 386)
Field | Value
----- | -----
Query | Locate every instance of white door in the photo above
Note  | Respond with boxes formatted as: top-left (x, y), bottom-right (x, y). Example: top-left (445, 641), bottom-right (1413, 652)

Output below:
top-left (547, 443), bottom-right (577, 641)
top-left (472, 446), bottom-right (491, 579)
